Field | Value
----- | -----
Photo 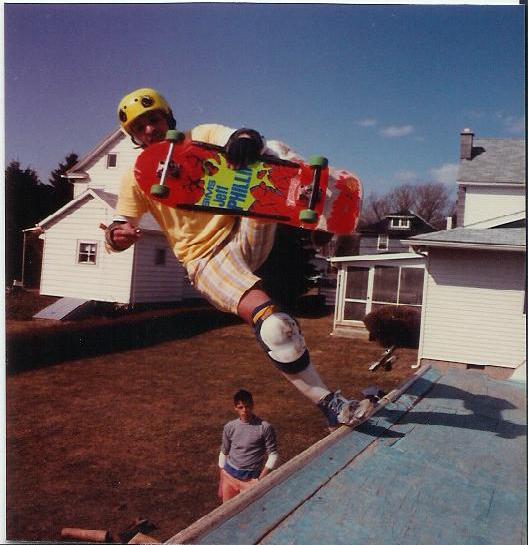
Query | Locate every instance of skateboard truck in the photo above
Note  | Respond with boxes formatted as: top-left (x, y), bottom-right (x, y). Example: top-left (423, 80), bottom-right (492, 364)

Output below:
top-left (299, 155), bottom-right (328, 224)
top-left (362, 386), bottom-right (386, 403)
top-left (368, 345), bottom-right (397, 372)
top-left (151, 130), bottom-right (185, 198)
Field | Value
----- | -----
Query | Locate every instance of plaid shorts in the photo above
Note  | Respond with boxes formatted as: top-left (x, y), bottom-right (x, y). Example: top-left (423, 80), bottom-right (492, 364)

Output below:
top-left (186, 218), bottom-right (276, 314)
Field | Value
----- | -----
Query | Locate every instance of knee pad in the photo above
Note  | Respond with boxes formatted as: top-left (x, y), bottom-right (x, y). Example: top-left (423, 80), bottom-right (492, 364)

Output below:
top-left (253, 304), bottom-right (310, 374)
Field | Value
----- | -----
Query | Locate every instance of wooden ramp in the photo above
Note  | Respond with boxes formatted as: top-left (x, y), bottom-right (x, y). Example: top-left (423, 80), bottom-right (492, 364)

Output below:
top-left (167, 366), bottom-right (526, 545)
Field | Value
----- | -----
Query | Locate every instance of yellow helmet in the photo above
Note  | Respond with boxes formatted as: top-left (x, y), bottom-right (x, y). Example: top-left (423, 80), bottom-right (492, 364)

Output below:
top-left (117, 88), bottom-right (172, 133)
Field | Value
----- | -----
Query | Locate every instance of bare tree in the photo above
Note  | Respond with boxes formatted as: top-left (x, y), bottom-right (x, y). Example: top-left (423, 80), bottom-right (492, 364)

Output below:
top-left (361, 182), bottom-right (455, 229)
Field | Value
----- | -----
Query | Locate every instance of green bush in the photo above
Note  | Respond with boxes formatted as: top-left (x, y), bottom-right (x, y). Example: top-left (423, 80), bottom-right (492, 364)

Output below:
top-left (363, 305), bottom-right (421, 348)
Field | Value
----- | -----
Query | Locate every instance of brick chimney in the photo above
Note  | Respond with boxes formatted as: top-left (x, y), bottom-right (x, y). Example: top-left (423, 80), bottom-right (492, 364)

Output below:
top-left (460, 128), bottom-right (474, 160)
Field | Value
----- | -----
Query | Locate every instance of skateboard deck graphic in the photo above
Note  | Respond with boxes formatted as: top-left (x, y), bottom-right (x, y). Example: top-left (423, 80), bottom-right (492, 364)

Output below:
top-left (134, 132), bottom-right (362, 235)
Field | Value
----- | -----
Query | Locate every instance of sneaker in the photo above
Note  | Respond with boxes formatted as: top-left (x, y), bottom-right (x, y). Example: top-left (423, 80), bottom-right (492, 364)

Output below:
top-left (319, 391), bottom-right (376, 429)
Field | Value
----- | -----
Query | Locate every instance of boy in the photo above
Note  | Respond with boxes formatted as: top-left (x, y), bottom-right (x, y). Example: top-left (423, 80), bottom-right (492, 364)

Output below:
top-left (218, 390), bottom-right (278, 502)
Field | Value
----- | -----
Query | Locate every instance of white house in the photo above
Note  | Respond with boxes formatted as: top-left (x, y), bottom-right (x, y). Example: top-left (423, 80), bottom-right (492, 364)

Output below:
top-left (36, 129), bottom-right (200, 307)
top-left (456, 128), bottom-right (525, 226)
top-left (404, 129), bottom-right (525, 375)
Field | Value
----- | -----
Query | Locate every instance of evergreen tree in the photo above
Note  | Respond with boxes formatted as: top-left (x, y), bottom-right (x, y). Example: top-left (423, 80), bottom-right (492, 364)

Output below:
top-left (5, 161), bottom-right (50, 285)
top-left (46, 152), bottom-right (78, 214)
top-left (257, 224), bottom-right (317, 311)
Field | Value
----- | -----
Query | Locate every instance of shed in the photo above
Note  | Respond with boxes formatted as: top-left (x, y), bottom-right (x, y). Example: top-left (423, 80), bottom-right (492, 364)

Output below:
top-left (405, 228), bottom-right (525, 372)
top-left (38, 188), bottom-right (199, 305)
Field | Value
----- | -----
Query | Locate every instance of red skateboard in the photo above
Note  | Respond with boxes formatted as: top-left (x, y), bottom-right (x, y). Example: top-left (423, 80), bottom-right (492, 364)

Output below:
top-left (134, 130), bottom-right (362, 235)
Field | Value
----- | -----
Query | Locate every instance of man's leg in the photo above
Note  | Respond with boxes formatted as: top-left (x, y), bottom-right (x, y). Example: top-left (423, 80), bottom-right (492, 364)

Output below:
top-left (238, 288), bottom-right (375, 428)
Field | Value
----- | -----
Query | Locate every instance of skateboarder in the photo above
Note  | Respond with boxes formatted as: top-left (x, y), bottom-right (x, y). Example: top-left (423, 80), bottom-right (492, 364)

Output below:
top-left (218, 389), bottom-right (278, 502)
top-left (106, 88), bottom-right (374, 429)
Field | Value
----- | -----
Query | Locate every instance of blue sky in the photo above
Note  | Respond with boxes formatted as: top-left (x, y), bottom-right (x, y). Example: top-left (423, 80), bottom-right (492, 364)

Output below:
top-left (4, 3), bottom-right (525, 197)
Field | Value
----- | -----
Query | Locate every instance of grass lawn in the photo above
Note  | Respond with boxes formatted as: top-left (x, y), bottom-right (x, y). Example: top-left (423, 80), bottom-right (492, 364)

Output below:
top-left (5, 291), bottom-right (417, 542)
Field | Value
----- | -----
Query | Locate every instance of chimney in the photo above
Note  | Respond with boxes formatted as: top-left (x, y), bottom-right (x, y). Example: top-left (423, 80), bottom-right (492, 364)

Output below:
top-left (460, 128), bottom-right (474, 160)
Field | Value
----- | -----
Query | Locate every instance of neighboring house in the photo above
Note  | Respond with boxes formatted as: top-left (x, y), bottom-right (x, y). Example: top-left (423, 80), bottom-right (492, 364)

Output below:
top-left (456, 128), bottom-right (525, 226)
top-left (36, 129), bottom-right (200, 305)
top-left (358, 210), bottom-right (436, 255)
top-left (404, 129), bottom-right (525, 374)
top-left (325, 209), bottom-right (433, 333)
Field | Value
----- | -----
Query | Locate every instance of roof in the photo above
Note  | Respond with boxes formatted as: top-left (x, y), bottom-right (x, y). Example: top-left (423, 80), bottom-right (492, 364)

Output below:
top-left (330, 252), bottom-right (424, 264)
top-left (458, 138), bottom-right (525, 186)
top-left (38, 188), bottom-right (161, 232)
top-left (359, 209), bottom-right (436, 235)
top-left (169, 366), bottom-right (526, 545)
top-left (64, 128), bottom-right (125, 178)
top-left (404, 227), bottom-right (525, 251)
top-left (465, 210), bottom-right (525, 229)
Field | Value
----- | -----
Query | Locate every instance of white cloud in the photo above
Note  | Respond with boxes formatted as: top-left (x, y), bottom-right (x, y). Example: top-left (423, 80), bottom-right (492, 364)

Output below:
top-left (356, 118), bottom-right (377, 127)
top-left (380, 125), bottom-right (415, 138)
top-left (429, 163), bottom-right (459, 185)
top-left (395, 170), bottom-right (418, 183)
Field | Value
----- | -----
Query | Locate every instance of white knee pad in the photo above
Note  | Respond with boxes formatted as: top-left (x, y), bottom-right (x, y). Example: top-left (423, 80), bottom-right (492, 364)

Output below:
top-left (259, 312), bottom-right (306, 363)
top-left (255, 312), bottom-right (310, 373)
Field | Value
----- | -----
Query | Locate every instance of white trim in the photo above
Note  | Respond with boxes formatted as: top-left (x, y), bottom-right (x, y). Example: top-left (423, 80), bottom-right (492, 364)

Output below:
top-left (464, 210), bottom-right (525, 229)
top-left (330, 252), bottom-right (422, 264)
top-left (457, 181), bottom-right (525, 188)
top-left (37, 188), bottom-right (112, 229)
top-left (403, 240), bottom-right (524, 252)
top-left (65, 128), bottom-right (124, 176)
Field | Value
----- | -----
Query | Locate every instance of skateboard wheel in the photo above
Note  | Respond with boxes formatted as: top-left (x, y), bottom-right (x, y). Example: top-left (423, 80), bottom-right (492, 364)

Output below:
top-left (165, 130), bottom-right (185, 142)
top-left (308, 155), bottom-right (328, 168)
top-left (151, 184), bottom-right (170, 198)
top-left (300, 209), bottom-right (319, 223)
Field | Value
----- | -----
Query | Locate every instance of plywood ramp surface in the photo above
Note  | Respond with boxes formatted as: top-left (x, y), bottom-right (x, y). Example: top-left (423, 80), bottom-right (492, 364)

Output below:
top-left (167, 366), bottom-right (526, 545)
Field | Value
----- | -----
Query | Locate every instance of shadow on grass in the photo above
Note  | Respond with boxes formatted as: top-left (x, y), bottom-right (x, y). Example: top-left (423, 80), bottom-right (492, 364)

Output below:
top-left (7, 307), bottom-right (241, 374)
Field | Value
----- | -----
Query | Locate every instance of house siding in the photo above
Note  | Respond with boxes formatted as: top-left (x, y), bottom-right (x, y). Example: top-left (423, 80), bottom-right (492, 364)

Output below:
top-left (73, 135), bottom-right (140, 198)
top-left (40, 196), bottom-right (134, 303)
top-left (359, 235), bottom-right (409, 255)
top-left (420, 248), bottom-right (526, 368)
top-left (131, 235), bottom-right (193, 304)
top-left (463, 186), bottom-right (525, 226)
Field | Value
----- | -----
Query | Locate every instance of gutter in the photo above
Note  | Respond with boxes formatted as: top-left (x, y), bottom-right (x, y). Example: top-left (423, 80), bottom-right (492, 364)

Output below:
top-left (403, 240), bottom-right (525, 252)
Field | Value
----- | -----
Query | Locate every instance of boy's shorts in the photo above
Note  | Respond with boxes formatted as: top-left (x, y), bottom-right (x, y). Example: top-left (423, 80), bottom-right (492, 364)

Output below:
top-left (186, 218), bottom-right (276, 314)
top-left (218, 468), bottom-right (259, 503)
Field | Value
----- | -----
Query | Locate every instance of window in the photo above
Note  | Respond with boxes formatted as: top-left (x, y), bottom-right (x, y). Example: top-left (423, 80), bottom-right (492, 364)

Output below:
top-left (339, 264), bottom-right (424, 324)
top-left (377, 234), bottom-right (389, 251)
top-left (78, 242), bottom-right (97, 264)
top-left (390, 217), bottom-right (410, 229)
top-left (372, 266), bottom-right (399, 304)
top-left (399, 268), bottom-right (424, 305)
top-left (155, 248), bottom-right (166, 266)
top-left (106, 153), bottom-right (117, 168)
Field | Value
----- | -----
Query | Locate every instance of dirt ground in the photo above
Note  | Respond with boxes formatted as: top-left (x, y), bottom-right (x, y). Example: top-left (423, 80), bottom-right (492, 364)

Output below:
top-left (5, 295), bottom-right (417, 542)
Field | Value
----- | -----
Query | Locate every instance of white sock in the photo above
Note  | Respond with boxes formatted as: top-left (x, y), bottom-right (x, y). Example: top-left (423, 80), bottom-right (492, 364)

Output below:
top-left (282, 362), bottom-right (331, 405)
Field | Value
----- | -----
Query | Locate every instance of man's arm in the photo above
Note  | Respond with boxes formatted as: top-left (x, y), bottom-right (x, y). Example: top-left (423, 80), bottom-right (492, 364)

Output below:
top-left (105, 216), bottom-right (142, 252)
top-left (258, 451), bottom-right (278, 480)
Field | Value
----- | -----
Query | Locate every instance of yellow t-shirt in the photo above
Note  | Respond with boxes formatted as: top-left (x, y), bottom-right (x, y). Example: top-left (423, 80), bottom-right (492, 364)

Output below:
top-left (116, 124), bottom-right (238, 264)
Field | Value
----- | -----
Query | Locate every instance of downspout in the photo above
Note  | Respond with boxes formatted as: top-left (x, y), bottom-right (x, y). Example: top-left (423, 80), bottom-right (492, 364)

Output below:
top-left (130, 243), bottom-right (139, 306)
top-left (410, 245), bottom-right (428, 370)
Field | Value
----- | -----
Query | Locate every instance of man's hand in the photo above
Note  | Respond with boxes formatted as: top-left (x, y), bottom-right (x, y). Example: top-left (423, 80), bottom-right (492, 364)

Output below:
top-left (225, 128), bottom-right (264, 169)
top-left (105, 221), bottom-right (142, 251)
